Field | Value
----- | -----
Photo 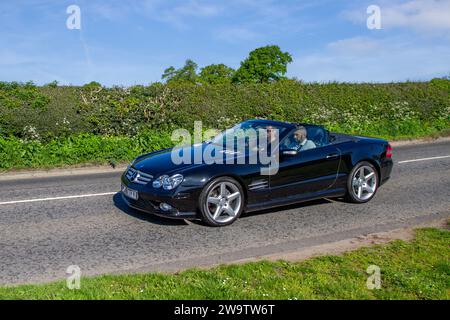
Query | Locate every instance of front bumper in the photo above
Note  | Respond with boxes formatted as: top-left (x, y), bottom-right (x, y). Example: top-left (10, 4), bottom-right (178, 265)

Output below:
top-left (121, 193), bottom-right (198, 220)
top-left (120, 174), bottom-right (199, 220)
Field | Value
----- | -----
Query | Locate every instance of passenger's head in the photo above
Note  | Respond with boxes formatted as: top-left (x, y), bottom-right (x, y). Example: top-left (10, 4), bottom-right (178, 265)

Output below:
top-left (293, 126), bottom-right (307, 142)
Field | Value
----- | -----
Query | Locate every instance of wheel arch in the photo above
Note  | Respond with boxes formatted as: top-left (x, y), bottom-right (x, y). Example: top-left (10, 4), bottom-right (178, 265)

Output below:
top-left (206, 174), bottom-right (248, 207)
top-left (354, 158), bottom-right (381, 183)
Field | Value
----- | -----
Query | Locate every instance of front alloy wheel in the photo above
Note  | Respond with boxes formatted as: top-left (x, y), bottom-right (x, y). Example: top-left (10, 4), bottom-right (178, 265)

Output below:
top-left (199, 177), bottom-right (244, 226)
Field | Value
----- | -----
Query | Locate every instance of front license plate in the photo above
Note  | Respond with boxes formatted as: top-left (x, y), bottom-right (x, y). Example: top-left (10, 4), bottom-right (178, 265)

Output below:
top-left (121, 184), bottom-right (138, 200)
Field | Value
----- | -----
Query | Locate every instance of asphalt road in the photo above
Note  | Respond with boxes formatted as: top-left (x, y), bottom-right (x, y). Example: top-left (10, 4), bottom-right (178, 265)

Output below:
top-left (0, 141), bottom-right (449, 286)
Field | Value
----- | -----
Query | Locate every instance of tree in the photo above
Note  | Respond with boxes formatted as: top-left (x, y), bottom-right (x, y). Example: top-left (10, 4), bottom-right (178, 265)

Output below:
top-left (83, 81), bottom-right (102, 89)
top-left (161, 59), bottom-right (198, 84)
top-left (161, 66), bottom-right (177, 82)
top-left (44, 80), bottom-right (59, 88)
top-left (233, 45), bottom-right (293, 84)
top-left (199, 64), bottom-right (235, 84)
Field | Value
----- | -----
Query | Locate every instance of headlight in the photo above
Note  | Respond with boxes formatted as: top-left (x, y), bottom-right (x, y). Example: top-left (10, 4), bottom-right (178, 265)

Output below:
top-left (152, 175), bottom-right (167, 188)
top-left (153, 174), bottom-right (184, 190)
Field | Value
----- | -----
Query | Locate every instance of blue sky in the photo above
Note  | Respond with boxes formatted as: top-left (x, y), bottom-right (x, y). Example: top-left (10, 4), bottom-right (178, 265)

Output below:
top-left (1, 0), bottom-right (449, 86)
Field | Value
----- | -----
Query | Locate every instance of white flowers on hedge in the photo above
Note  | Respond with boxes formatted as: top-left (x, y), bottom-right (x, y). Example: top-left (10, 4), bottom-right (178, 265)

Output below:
top-left (22, 125), bottom-right (40, 141)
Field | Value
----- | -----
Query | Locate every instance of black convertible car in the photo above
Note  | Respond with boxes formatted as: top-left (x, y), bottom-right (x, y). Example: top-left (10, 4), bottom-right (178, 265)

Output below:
top-left (121, 119), bottom-right (393, 226)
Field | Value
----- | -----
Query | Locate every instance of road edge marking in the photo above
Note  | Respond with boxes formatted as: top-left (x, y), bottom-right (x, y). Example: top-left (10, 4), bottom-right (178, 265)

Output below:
top-left (0, 192), bottom-right (117, 205)
top-left (398, 155), bottom-right (450, 164)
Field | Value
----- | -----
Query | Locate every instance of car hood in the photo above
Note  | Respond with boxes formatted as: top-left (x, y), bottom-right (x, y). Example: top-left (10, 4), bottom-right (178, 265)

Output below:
top-left (132, 143), bottom-right (243, 176)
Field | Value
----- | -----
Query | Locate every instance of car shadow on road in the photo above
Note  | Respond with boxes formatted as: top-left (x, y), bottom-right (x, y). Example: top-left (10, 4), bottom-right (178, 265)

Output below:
top-left (187, 198), bottom-right (336, 227)
top-left (114, 192), bottom-right (337, 227)
top-left (240, 198), bottom-right (333, 219)
top-left (184, 199), bottom-right (335, 227)
top-left (112, 193), bottom-right (188, 226)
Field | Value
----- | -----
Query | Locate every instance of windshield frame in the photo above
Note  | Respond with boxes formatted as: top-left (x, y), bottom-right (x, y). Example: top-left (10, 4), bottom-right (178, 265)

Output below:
top-left (210, 120), bottom-right (293, 151)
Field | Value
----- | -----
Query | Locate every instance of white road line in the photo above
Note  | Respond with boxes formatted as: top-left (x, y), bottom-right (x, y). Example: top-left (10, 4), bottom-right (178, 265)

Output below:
top-left (398, 155), bottom-right (450, 164)
top-left (2, 154), bottom-right (450, 205)
top-left (0, 192), bottom-right (117, 206)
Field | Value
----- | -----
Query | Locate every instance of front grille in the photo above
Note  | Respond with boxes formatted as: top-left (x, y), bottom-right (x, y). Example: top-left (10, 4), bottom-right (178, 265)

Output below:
top-left (125, 167), bottom-right (153, 185)
top-left (125, 196), bottom-right (159, 212)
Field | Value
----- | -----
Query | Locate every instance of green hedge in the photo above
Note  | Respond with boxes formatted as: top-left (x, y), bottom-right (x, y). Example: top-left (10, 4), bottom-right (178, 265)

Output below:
top-left (0, 131), bottom-right (173, 169)
top-left (0, 79), bottom-right (449, 169)
top-left (1, 79), bottom-right (449, 140)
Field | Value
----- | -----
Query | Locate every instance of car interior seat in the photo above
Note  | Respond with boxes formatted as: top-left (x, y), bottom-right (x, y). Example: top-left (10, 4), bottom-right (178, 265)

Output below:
top-left (307, 127), bottom-right (326, 147)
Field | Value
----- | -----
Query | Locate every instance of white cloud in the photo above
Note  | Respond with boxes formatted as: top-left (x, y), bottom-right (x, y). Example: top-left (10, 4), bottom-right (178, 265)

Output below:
top-left (172, 0), bottom-right (222, 17)
top-left (0, 49), bottom-right (34, 66)
top-left (89, 0), bottom-right (222, 29)
top-left (327, 37), bottom-right (380, 54)
top-left (214, 27), bottom-right (261, 43)
top-left (344, 0), bottom-right (450, 34)
top-left (155, 0), bottom-right (223, 30)
top-left (89, 0), bottom-right (315, 35)
top-left (290, 36), bottom-right (450, 82)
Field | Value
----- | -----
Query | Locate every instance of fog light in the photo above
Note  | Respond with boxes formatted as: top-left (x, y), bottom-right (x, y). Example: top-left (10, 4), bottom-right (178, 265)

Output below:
top-left (159, 203), bottom-right (172, 212)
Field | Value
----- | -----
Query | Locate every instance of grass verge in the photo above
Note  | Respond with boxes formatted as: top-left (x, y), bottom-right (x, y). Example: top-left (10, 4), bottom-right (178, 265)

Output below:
top-left (0, 227), bottom-right (448, 300)
top-left (1, 127), bottom-right (449, 171)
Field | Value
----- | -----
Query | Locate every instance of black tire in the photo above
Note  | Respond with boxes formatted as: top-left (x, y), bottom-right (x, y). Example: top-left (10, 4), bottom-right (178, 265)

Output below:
top-left (199, 176), bottom-right (245, 227)
top-left (345, 161), bottom-right (379, 203)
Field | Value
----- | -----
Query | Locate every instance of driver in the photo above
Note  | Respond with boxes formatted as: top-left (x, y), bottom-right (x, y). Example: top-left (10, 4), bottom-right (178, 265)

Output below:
top-left (252, 125), bottom-right (279, 153)
top-left (287, 126), bottom-right (316, 151)
top-left (265, 125), bottom-right (278, 145)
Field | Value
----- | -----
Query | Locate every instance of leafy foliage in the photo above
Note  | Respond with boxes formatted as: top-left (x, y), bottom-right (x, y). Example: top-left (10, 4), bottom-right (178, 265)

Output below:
top-left (430, 77), bottom-right (450, 92)
top-left (0, 79), bottom-right (449, 169)
top-left (44, 80), bottom-right (59, 88)
top-left (0, 131), bottom-right (173, 169)
top-left (0, 81), bottom-right (49, 110)
top-left (199, 64), bottom-right (235, 84)
top-left (161, 45), bottom-right (292, 84)
top-left (0, 80), bottom-right (449, 141)
top-left (162, 59), bottom-right (198, 84)
top-left (233, 45), bottom-right (293, 83)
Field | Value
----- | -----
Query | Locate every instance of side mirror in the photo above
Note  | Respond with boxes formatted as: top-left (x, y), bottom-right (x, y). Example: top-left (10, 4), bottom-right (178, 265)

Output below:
top-left (281, 149), bottom-right (298, 157)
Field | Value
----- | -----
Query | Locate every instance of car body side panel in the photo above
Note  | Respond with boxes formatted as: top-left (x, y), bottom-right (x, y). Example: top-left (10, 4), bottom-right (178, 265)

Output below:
top-left (269, 144), bottom-right (342, 200)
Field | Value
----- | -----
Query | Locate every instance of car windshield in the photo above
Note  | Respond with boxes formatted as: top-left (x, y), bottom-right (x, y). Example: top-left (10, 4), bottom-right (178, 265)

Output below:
top-left (210, 121), bottom-right (288, 150)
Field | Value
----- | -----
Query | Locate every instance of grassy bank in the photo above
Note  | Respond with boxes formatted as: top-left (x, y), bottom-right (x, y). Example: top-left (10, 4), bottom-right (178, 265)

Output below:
top-left (0, 227), bottom-right (448, 300)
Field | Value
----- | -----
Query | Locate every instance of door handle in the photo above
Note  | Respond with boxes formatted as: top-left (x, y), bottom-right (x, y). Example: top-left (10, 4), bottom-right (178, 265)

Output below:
top-left (326, 153), bottom-right (339, 159)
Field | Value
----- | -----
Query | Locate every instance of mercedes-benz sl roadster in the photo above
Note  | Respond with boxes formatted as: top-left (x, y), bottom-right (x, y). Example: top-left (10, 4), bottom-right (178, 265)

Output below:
top-left (121, 119), bottom-right (393, 226)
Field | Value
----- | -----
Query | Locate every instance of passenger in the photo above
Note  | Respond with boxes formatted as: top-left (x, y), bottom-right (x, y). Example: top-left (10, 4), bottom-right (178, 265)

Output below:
top-left (288, 126), bottom-right (316, 151)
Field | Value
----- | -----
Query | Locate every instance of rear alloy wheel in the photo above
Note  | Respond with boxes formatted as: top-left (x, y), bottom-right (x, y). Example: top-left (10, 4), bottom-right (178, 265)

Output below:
top-left (199, 177), bottom-right (244, 227)
top-left (346, 161), bottom-right (378, 203)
